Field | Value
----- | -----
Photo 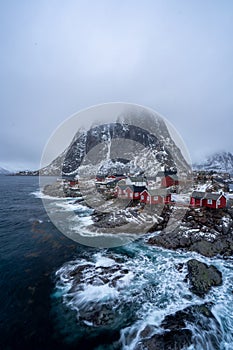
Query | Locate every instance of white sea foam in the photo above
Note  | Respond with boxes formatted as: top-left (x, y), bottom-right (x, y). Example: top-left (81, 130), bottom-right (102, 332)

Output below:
top-left (55, 201), bottom-right (92, 214)
top-left (53, 242), bottom-right (233, 349)
top-left (30, 190), bottom-right (68, 200)
top-left (72, 284), bottom-right (119, 305)
top-left (94, 254), bottom-right (116, 267)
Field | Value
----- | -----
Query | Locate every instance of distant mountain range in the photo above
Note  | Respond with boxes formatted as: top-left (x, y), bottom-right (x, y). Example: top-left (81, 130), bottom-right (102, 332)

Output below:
top-left (193, 151), bottom-right (233, 174)
top-left (0, 167), bottom-right (11, 175)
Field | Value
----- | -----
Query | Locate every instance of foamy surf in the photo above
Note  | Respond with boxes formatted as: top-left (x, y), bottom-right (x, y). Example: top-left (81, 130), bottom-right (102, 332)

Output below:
top-left (52, 243), bottom-right (233, 349)
top-left (30, 190), bottom-right (69, 200)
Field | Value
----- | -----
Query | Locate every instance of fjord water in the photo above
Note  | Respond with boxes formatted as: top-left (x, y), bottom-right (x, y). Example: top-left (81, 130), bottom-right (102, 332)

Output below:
top-left (0, 176), bottom-right (80, 349)
top-left (1, 176), bottom-right (233, 349)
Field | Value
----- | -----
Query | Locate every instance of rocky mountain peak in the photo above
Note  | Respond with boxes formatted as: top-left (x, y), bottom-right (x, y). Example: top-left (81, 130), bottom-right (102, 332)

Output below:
top-left (40, 109), bottom-right (191, 177)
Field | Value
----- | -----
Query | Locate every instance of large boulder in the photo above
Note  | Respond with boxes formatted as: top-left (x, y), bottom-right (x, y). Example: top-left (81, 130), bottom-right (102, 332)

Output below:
top-left (186, 259), bottom-right (222, 297)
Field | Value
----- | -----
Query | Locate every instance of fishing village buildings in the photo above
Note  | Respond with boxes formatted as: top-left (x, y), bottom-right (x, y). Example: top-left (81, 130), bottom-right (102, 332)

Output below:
top-left (61, 169), bottom-right (233, 209)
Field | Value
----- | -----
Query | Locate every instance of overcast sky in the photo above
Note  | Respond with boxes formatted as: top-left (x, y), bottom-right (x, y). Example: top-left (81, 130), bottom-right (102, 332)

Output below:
top-left (1, 0), bottom-right (233, 170)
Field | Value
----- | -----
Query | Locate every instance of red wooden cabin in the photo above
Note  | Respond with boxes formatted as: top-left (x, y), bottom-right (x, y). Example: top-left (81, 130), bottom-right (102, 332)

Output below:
top-left (140, 189), bottom-right (171, 205)
top-left (115, 185), bottom-right (145, 200)
top-left (190, 191), bottom-right (205, 207)
top-left (202, 193), bottom-right (226, 209)
top-left (161, 174), bottom-right (179, 188)
top-left (190, 191), bottom-right (227, 209)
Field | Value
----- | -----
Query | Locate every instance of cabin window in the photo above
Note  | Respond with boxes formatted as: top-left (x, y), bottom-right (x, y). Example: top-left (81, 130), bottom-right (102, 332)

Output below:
top-left (130, 193), bottom-right (133, 198)
top-left (154, 196), bottom-right (158, 200)
top-left (207, 199), bottom-right (212, 204)
top-left (141, 195), bottom-right (144, 200)
top-left (135, 192), bottom-right (139, 196)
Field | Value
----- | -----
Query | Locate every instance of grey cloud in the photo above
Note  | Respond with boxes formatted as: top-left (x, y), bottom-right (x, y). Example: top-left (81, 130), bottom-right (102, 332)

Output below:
top-left (0, 0), bottom-right (233, 169)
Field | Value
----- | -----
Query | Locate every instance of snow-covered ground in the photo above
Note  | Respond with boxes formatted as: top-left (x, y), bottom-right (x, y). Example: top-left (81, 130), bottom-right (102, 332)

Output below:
top-left (195, 182), bottom-right (212, 191)
top-left (171, 193), bottom-right (190, 204)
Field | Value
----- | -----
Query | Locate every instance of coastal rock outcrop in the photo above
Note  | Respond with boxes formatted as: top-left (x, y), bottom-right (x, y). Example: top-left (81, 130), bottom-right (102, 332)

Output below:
top-left (147, 207), bottom-right (233, 257)
top-left (136, 303), bottom-right (221, 350)
top-left (186, 259), bottom-right (222, 297)
top-left (42, 182), bottom-right (82, 198)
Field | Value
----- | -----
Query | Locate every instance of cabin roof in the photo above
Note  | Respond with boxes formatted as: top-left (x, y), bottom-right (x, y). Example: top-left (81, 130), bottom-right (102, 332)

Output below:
top-left (148, 189), bottom-right (170, 197)
top-left (191, 191), bottom-right (206, 199)
top-left (204, 192), bottom-right (224, 200)
top-left (117, 184), bottom-right (146, 192)
top-left (166, 174), bottom-right (179, 180)
top-left (191, 191), bottom-right (225, 200)
top-left (129, 176), bottom-right (146, 182)
top-left (141, 188), bottom-right (170, 197)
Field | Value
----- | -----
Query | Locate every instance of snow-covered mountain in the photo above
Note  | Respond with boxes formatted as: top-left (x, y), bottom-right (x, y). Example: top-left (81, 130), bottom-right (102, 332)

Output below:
top-left (40, 109), bottom-right (191, 177)
top-left (0, 166), bottom-right (11, 175)
top-left (193, 151), bottom-right (233, 174)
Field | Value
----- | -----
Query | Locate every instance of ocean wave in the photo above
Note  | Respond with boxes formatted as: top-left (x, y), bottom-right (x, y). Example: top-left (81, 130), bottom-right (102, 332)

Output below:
top-left (30, 190), bottom-right (67, 200)
top-left (52, 244), bottom-right (233, 349)
top-left (55, 201), bottom-right (93, 214)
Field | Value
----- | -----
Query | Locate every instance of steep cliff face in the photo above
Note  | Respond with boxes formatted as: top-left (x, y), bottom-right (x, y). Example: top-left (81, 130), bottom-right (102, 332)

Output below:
top-left (40, 110), bottom-right (191, 177)
top-left (62, 123), bottom-right (177, 175)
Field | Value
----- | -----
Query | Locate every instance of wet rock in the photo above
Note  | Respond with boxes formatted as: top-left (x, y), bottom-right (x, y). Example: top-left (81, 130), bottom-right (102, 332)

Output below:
top-left (161, 304), bottom-right (215, 329)
top-left (42, 182), bottom-right (82, 198)
top-left (186, 259), bottom-right (222, 297)
top-left (190, 240), bottom-right (216, 257)
top-left (136, 329), bottom-right (192, 350)
top-left (92, 212), bottom-right (129, 228)
top-left (136, 303), bottom-right (220, 350)
top-left (179, 236), bottom-right (190, 247)
top-left (147, 207), bottom-right (233, 257)
top-left (175, 263), bottom-right (184, 272)
top-left (139, 325), bottom-right (155, 338)
top-left (190, 237), bottom-right (232, 257)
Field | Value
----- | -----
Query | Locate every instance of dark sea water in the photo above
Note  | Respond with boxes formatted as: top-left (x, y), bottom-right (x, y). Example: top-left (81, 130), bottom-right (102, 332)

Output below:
top-left (0, 176), bottom-right (82, 350)
top-left (1, 176), bottom-right (233, 350)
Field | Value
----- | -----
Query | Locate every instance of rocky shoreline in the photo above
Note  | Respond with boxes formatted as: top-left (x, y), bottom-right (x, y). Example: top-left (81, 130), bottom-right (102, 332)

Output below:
top-left (42, 182), bottom-right (232, 349)
top-left (136, 303), bottom-right (221, 350)
top-left (147, 206), bottom-right (233, 257)
top-left (58, 253), bottom-right (224, 350)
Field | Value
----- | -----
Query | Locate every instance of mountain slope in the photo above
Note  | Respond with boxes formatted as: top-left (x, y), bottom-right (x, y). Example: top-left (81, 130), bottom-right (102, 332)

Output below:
top-left (193, 151), bottom-right (233, 173)
top-left (0, 166), bottom-right (10, 175)
top-left (40, 108), bottom-right (191, 177)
